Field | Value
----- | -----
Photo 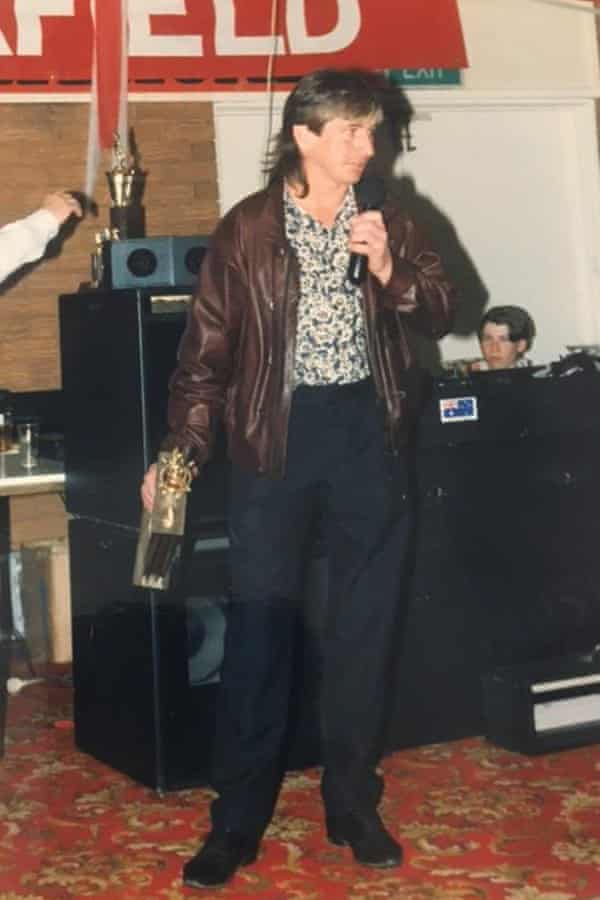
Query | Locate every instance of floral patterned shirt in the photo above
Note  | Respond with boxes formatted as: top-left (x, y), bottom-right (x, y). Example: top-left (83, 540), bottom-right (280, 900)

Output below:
top-left (284, 185), bottom-right (370, 386)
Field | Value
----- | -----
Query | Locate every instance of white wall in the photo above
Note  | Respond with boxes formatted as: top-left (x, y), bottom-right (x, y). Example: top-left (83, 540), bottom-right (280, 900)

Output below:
top-left (396, 94), bottom-right (600, 365)
top-left (212, 0), bottom-right (600, 367)
top-left (458, 0), bottom-right (599, 91)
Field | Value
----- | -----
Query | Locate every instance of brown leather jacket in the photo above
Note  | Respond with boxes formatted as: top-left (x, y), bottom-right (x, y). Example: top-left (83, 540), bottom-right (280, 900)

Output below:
top-left (165, 180), bottom-right (458, 478)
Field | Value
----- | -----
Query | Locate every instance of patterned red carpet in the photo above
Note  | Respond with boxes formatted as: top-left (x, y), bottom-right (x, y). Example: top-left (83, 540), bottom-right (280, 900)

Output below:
top-left (2, 675), bottom-right (600, 898)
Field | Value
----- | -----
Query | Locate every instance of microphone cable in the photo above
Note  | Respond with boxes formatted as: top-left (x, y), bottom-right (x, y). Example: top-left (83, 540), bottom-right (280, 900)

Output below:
top-left (262, 0), bottom-right (283, 186)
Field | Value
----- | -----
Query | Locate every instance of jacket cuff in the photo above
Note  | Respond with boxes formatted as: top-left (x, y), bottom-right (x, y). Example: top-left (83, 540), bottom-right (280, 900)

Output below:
top-left (379, 257), bottom-right (419, 306)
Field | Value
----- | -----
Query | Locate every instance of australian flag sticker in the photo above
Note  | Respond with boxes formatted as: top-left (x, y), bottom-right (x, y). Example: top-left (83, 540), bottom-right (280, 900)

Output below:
top-left (439, 396), bottom-right (478, 423)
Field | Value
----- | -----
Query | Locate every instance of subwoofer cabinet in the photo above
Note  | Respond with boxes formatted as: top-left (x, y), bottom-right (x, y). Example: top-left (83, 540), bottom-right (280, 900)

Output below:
top-left (68, 516), bottom-right (324, 791)
top-left (69, 517), bottom-right (227, 790)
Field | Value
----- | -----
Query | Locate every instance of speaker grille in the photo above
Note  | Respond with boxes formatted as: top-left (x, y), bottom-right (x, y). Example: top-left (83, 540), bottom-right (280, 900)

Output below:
top-left (184, 246), bottom-right (206, 276)
top-left (107, 236), bottom-right (210, 289)
top-left (127, 248), bottom-right (158, 278)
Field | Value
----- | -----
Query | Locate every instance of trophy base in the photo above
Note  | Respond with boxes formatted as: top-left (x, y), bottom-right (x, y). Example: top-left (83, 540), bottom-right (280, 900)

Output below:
top-left (110, 206), bottom-right (146, 240)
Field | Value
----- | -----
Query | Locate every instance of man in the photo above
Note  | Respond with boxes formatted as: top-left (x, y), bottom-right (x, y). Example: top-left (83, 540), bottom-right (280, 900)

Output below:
top-left (141, 68), bottom-right (457, 889)
top-left (0, 191), bottom-right (82, 285)
top-left (471, 305), bottom-right (535, 371)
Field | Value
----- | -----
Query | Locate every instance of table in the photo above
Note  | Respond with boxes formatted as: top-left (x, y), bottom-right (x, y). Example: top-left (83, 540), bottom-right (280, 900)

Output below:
top-left (0, 455), bottom-right (65, 757)
top-left (0, 453), bottom-right (65, 497)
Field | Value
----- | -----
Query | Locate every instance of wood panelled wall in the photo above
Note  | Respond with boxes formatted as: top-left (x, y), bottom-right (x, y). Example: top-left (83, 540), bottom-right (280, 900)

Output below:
top-left (0, 101), bottom-right (219, 392)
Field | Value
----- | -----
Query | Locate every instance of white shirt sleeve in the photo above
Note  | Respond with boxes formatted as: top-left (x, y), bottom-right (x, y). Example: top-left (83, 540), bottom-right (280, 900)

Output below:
top-left (0, 209), bottom-right (59, 286)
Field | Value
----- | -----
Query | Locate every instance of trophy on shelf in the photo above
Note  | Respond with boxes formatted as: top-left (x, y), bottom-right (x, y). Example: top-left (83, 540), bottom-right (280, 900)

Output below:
top-left (90, 130), bottom-right (146, 288)
top-left (106, 130), bottom-right (145, 240)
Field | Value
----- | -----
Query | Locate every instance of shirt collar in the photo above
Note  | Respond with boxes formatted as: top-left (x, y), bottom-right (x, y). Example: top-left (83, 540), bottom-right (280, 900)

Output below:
top-left (284, 182), bottom-right (357, 230)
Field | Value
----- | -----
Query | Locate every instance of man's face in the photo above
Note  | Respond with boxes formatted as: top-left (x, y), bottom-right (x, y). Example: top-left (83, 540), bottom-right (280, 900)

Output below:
top-left (293, 115), bottom-right (378, 190)
top-left (480, 322), bottom-right (527, 370)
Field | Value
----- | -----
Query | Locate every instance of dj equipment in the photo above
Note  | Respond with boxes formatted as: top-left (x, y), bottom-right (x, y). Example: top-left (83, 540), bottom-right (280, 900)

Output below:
top-left (105, 236), bottom-right (209, 290)
top-left (482, 648), bottom-right (600, 754)
top-left (383, 367), bottom-right (600, 754)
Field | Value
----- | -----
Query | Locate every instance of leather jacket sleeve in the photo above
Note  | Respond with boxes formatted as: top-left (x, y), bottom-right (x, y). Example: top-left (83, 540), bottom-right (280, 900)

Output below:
top-left (163, 222), bottom-right (244, 469)
top-left (379, 212), bottom-right (458, 340)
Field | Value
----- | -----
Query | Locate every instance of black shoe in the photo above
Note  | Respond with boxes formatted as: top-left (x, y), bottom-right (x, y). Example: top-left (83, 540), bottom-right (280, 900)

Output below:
top-left (326, 811), bottom-right (403, 868)
top-left (182, 830), bottom-right (260, 888)
top-left (371, 772), bottom-right (384, 808)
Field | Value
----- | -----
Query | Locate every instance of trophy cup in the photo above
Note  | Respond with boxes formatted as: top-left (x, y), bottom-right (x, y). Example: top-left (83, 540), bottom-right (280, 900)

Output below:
top-left (106, 130), bottom-right (145, 240)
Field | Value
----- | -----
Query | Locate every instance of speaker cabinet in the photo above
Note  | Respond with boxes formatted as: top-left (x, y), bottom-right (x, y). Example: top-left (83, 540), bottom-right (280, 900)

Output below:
top-left (69, 517), bottom-right (228, 790)
top-left (105, 236), bottom-right (209, 290)
top-left (59, 288), bottom-right (227, 533)
top-left (59, 288), bottom-right (322, 790)
top-left (69, 517), bottom-right (323, 791)
top-left (69, 519), bottom-right (227, 791)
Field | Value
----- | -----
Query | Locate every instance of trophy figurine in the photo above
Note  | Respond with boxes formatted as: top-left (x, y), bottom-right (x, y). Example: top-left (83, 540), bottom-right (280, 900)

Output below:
top-left (105, 130), bottom-right (145, 240)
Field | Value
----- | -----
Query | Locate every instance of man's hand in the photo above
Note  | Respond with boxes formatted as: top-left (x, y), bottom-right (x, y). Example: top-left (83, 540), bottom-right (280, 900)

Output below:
top-left (42, 191), bottom-right (83, 225)
top-left (349, 210), bottom-right (392, 287)
top-left (141, 463), bottom-right (157, 512)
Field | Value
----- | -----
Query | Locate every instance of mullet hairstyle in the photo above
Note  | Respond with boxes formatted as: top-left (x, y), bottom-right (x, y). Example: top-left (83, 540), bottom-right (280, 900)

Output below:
top-left (264, 68), bottom-right (384, 197)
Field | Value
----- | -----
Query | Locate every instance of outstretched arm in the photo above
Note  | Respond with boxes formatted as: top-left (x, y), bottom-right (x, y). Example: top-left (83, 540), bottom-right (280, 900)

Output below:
top-left (0, 191), bottom-right (82, 286)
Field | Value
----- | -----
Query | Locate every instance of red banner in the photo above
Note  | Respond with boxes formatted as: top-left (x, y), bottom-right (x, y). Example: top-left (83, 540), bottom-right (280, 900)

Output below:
top-left (0, 0), bottom-right (467, 93)
top-left (94, 0), bottom-right (126, 146)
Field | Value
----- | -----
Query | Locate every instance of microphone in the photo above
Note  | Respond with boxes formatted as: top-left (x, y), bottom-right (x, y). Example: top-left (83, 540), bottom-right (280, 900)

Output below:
top-left (347, 176), bottom-right (386, 286)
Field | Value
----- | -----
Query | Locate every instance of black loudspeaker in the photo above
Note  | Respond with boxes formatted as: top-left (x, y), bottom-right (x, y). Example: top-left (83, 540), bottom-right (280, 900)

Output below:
top-left (59, 288), bottom-right (322, 791)
top-left (68, 517), bottom-right (236, 791)
top-left (106, 235), bottom-right (210, 290)
top-left (68, 517), bottom-right (324, 791)
top-left (59, 288), bottom-right (226, 531)
top-left (58, 287), bottom-right (229, 790)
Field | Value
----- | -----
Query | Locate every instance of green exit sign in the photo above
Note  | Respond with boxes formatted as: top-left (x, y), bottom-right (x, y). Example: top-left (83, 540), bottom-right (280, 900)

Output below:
top-left (388, 68), bottom-right (461, 87)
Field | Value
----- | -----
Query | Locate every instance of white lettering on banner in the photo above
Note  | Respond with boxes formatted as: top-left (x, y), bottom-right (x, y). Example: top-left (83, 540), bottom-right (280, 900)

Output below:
top-left (128, 0), bottom-right (201, 57)
top-left (7, 0), bottom-right (74, 56)
top-left (0, 0), bottom-right (365, 61)
top-left (215, 2), bottom-right (285, 56)
top-left (287, 0), bottom-right (360, 55)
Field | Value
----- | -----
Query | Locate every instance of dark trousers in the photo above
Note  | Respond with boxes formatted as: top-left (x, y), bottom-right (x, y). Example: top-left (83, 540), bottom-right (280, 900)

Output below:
top-left (210, 378), bottom-right (413, 837)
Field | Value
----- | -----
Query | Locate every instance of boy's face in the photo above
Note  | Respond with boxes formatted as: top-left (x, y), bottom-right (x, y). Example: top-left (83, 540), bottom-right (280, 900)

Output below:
top-left (480, 322), bottom-right (527, 370)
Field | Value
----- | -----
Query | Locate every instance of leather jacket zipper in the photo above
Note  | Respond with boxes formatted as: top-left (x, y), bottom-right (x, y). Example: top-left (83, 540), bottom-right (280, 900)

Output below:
top-left (268, 244), bottom-right (295, 477)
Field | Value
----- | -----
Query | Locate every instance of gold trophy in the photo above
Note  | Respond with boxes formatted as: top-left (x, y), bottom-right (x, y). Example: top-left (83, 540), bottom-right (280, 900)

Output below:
top-left (90, 130), bottom-right (146, 288)
top-left (132, 448), bottom-right (194, 591)
top-left (105, 130), bottom-right (145, 240)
